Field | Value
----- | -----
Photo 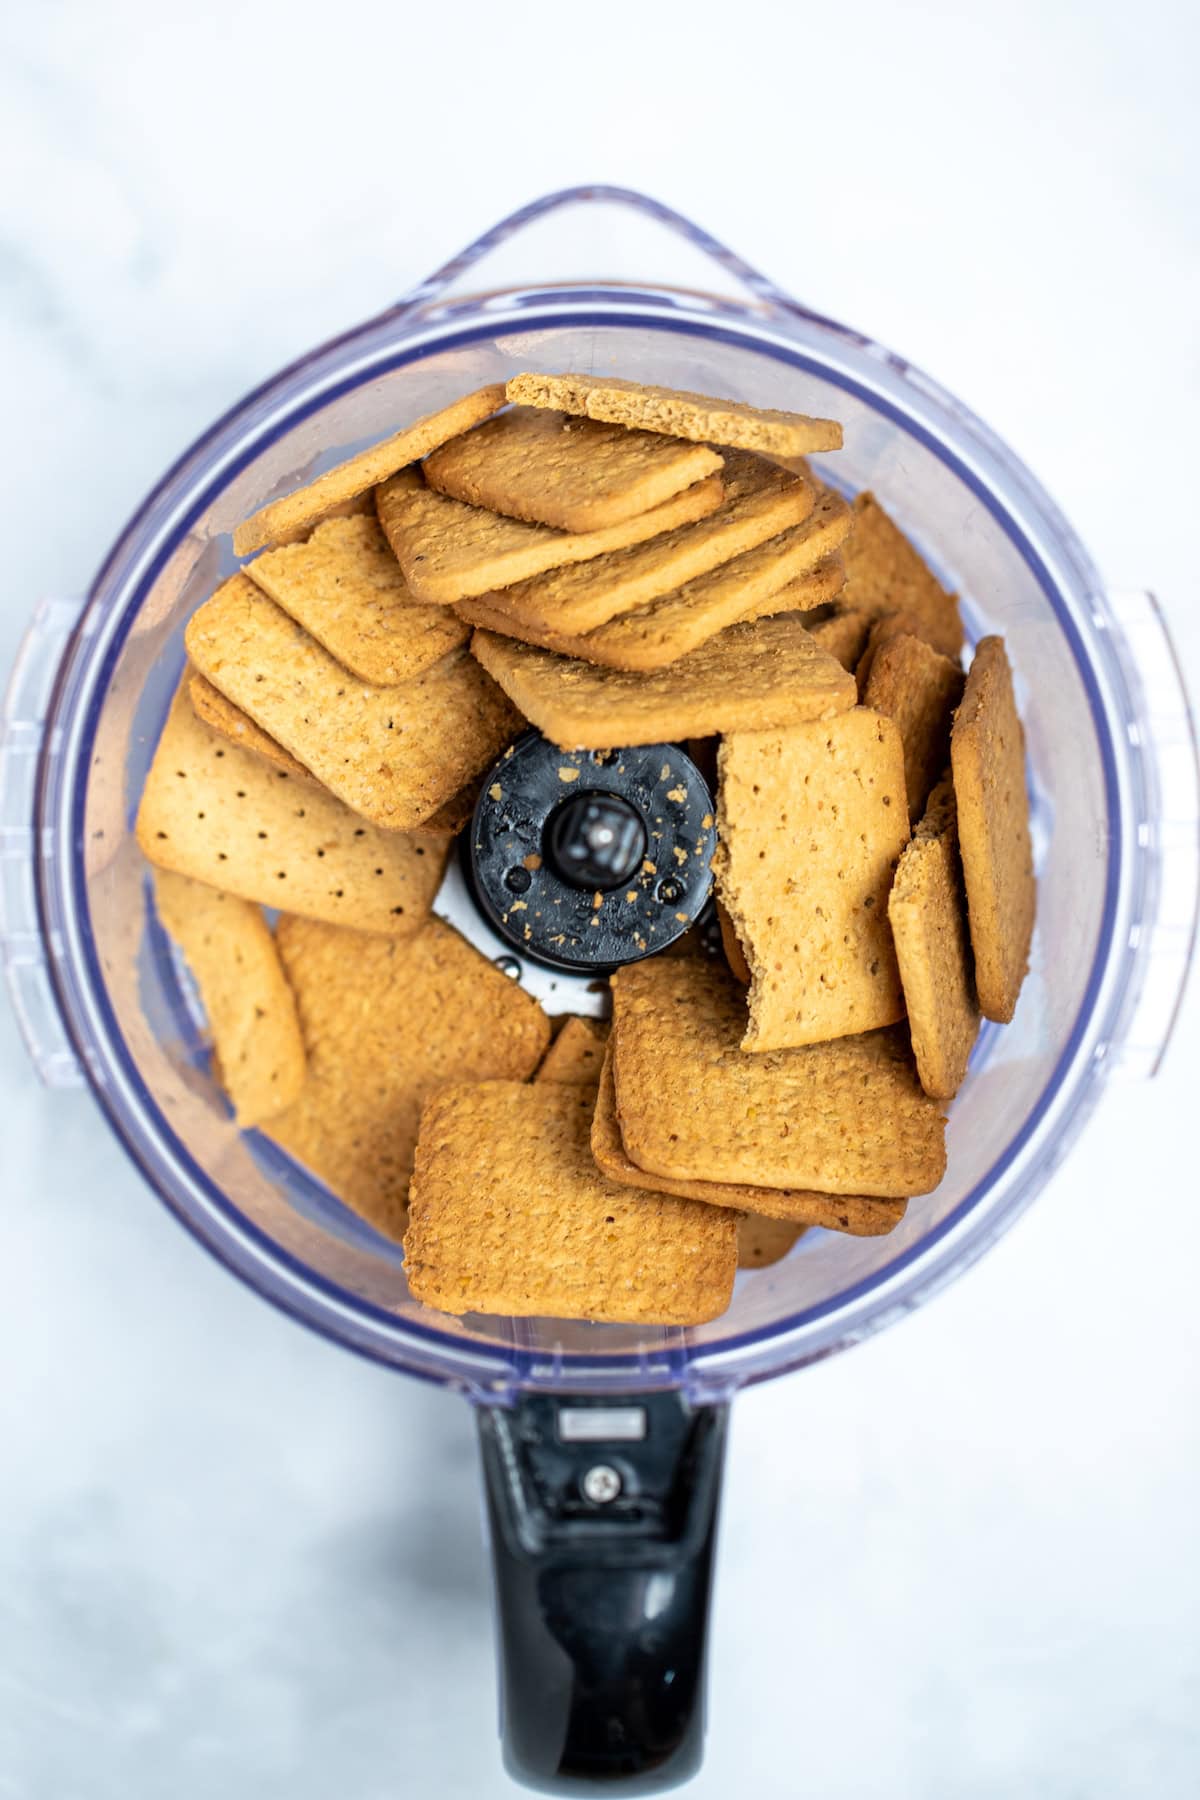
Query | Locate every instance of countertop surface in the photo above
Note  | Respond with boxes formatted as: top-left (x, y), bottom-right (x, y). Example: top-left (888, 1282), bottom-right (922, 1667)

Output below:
top-left (2, 2), bottom-right (1197, 1795)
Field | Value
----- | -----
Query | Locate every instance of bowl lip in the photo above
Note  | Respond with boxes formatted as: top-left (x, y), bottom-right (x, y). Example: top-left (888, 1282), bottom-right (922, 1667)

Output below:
top-left (37, 286), bottom-right (1127, 1395)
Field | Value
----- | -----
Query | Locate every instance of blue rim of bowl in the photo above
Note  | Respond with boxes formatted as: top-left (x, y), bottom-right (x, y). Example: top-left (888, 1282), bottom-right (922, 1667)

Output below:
top-left (41, 304), bottom-right (1121, 1387)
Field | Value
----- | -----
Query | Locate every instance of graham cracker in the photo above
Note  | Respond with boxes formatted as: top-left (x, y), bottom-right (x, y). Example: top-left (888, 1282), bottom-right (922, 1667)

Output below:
top-left (411, 778), bottom-right (481, 839)
top-left (188, 671), bottom-right (313, 780)
top-left (458, 491), bottom-right (850, 673)
top-left (738, 1216), bottom-right (806, 1268)
top-left (593, 1041), bottom-right (910, 1229)
top-left (888, 773), bottom-right (981, 1099)
top-left (714, 708), bottom-right (911, 1051)
top-left (950, 636), bottom-right (1035, 1022)
top-left (862, 631), bottom-right (966, 824)
top-left (231, 383), bottom-right (506, 557)
top-left (136, 685), bottom-right (448, 933)
top-left (457, 451), bottom-right (816, 638)
top-left (842, 493), bottom-right (963, 658)
top-left (423, 406), bottom-right (722, 532)
top-left (534, 1015), bottom-right (609, 1085)
top-left (375, 465), bottom-right (725, 604)
top-left (716, 901), bottom-right (751, 985)
top-left (266, 917), bottom-right (550, 1239)
top-left (506, 373), bottom-right (843, 457)
top-left (404, 1081), bottom-right (737, 1323)
top-left (184, 576), bottom-right (522, 830)
top-left (243, 513), bottom-right (468, 684)
top-left (805, 603), bottom-right (872, 672)
top-left (855, 607), bottom-right (932, 696)
top-left (611, 958), bottom-right (944, 1197)
top-left (470, 611), bottom-right (855, 750)
top-left (153, 869), bottom-right (306, 1127)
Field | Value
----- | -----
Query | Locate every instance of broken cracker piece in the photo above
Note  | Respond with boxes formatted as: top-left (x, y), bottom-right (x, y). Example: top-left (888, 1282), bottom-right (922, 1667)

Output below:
top-left (842, 492), bottom-right (963, 658)
top-left (534, 1015), bottom-right (609, 1086)
top-left (506, 372), bottom-right (843, 457)
top-left (862, 631), bottom-right (965, 823)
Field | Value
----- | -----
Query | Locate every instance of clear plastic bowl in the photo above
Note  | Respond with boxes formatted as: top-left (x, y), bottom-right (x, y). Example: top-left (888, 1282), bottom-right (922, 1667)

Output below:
top-left (3, 187), bottom-right (1198, 1405)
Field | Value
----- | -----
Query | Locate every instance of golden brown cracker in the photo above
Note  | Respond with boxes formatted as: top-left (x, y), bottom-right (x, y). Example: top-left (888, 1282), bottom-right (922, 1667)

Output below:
top-left (266, 917), bottom-right (550, 1239)
top-left (231, 383), bottom-right (506, 557)
top-left (843, 492), bottom-right (963, 657)
top-left (805, 604), bottom-right (872, 672)
top-left (738, 1215), bottom-right (807, 1268)
top-left (592, 1043), bottom-right (908, 1233)
top-left (888, 773), bottom-right (981, 1099)
top-left (410, 778), bottom-right (481, 839)
top-left (243, 513), bottom-right (469, 685)
top-left (404, 1081), bottom-right (737, 1324)
top-left (611, 958), bottom-right (943, 1198)
top-left (506, 372), bottom-right (843, 457)
top-left (459, 452), bottom-right (816, 638)
top-left (470, 611), bottom-right (855, 750)
top-left (534, 1015), bottom-right (610, 1086)
top-left (716, 901), bottom-right (751, 985)
top-left (184, 576), bottom-right (522, 830)
top-left (423, 406), bottom-right (722, 532)
top-left (136, 685), bottom-right (448, 934)
top-left (375, 466), bottom-right (725, 604)
top-left (153, 869), bottom-right (306, 1126)
top-left (188, 671), bottom-right (313, 780)
top-left (950, 636), bottom-right (1035, 1022)
top-left (714, 708), bottom-right (910, 1051)
top-left (862, 631), bottom-right (966, 824)
top-left (854, 607), bottom-right (932, 696)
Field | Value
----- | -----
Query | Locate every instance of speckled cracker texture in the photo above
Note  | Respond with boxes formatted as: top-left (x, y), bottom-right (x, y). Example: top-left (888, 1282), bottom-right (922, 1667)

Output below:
top-left (243, 514), bottom-right (468, 685)
top-left (470, 611), bottom-right (854, 749)
top-left (153, 869), bottom-right (305, 1126)
top-left (376, 465), bottom-right (724, 604)
top-left (591, 1045), bottom-right (906, 1234)
top-left (889, 773), bottom-right (981, 1099)
top-left (136, 685), bottom-right (448, 933)
top-left (534, 1015), bottom-right (609, 1086)
top-left (506, 373), bottom-right (843, 457)
top-left (188, 671), bottom-right (313, 780)
top-left (950, 636), bottom-right (1035, 1022)
top-left (423, 406), bottom-right (722, 532)
top-left (403, 1081), bottom-right (737, 1323)
top-left (842, 493), bottom-right (963, 658)
top-left (610, 958), bottom-right (944, 1197)
top-left (265, 917), bottom-right (549, 1239)
top-left (184, 575), bottom-right (522, 830)
top-left (231, 383), bottom-right (506, 557)
top-left (455, 452), bottom-right (817, 638)
top-left (805, 604), bottom-right (872, 672)
top-left (715, 708), bottom-right (910, 1051)
top-left (862, 631), bottom-right (966, 823)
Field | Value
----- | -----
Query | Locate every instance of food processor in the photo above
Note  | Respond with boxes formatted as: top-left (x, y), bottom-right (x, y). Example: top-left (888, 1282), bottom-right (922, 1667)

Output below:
top-left (2, 186), bottom-right (1197, 1794)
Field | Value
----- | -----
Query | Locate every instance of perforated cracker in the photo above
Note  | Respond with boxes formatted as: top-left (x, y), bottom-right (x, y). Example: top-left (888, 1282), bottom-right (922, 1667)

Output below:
top-left (153, 869), bottom-right (305, 1126)
top-left (506, 373), bottom-right (843, 457)
top-left (266, 917), bottom-right (549, 1239)
top-left (714, 708), bottom-right (910, 1051)
top-left (184, 576), bottom-right (522, 830)
top-left (610, 957), bottom-right (944, 1197)
top-left (404, 1081), bottom-right (737, 1323)
top-left (862, 631), bottom-right (966, 823)
top-left (188, 671), bottom-right (313, 780)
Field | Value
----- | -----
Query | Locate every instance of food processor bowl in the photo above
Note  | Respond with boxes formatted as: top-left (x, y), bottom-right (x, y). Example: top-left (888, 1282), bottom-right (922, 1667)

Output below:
top-left (3, 188), bottom-right (1197, 1793)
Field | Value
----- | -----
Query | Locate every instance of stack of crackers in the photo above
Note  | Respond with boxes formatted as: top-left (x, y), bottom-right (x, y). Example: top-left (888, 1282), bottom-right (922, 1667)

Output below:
top-left (136, 373), bottom-right (1035, 1328)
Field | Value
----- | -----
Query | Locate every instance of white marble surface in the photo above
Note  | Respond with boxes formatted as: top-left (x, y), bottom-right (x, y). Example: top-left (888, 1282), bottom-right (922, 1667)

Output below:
top-left (2, 2), bottom-right (1198, 1794)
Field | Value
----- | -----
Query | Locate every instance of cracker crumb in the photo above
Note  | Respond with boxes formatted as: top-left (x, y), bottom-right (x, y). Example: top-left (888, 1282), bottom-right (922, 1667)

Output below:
top-left (522, 853), bottom-right (542, 871)
top-left (558, 767), bottom-right (580, 783)
top-left (489, 782), bottom-right (503, 802)
top-left (666, 785), bottom-right (687, 803)
top-left (592, 892), bottom-right (604, 910)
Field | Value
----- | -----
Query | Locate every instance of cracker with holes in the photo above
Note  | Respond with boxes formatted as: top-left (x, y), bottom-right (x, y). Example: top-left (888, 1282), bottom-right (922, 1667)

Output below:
top-left (375, 465), bottom-right (725, 604)
top-left (861, 631), bottom-right (965, 823)
top-left (232, 382), bottom-right (506, 556)
top-left (188, 671), bottom-right (314, 780)
top-left (610, 958), bottom-right (944, 1197)
top-left (184, 575), bottom-right (522, 830)
top-left (535, 1015), bottom-right (609, 1086)
top-left (506, 372), bottom-right (843, 457)
top-left (950, 636), bottom-right (1035, 1022)
top-left (471, 611), bottom-right (854, 749)
top-left (457, 452), bottom-right (817, 639)
top-left (842, 492), bottom-right (963, 658)
top-left (889, 773), bottom-right (981, 1099)
top-left (404, 1081), bottom-right (737, 1322)
top-left (714, 708), bottom-right (910, 1051)
top-left (153, 869), bottom-right (306, 1126)
top-left (136, 685), bottom-right (448, 932)
top-left (423, 406), bottom-right (723, 531)
top-left (591, 1045), bottom-right (907, 1233)
top-left (243, 513), bottom-right (469, 684)
top-left (266, 917), bottom-right (550, 1239)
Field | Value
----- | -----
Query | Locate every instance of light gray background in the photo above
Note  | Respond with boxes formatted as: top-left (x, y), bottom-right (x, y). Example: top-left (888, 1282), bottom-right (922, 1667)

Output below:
top-left (2, 2), bottom-right (1198, 1795)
